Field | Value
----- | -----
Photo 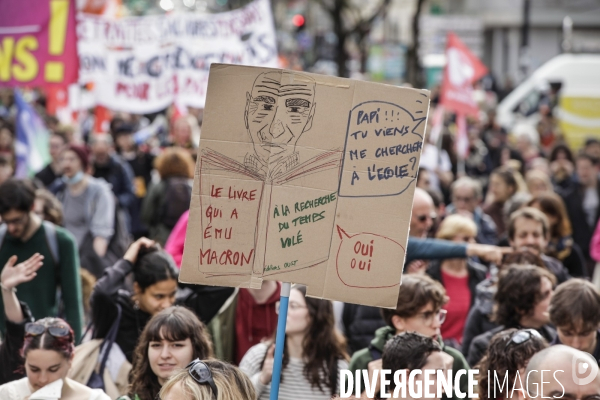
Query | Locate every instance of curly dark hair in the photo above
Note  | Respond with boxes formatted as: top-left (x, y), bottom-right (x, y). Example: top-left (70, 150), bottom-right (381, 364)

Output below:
top-left (500, 250), bottom-right (546, 270)
top-left (478, 328), bottom-right (548, 400)
top-left (128, 306), bottom-right (213, 400)
top-left (263, 285), bottom-right (348, 396)
top-left (492, 265), bottom-right (556, 327)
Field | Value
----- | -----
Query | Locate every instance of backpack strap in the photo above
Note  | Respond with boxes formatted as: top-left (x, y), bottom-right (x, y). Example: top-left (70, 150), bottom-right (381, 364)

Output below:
top-left (97, 303), bottom-right (123, 378)
top-left (368, 345), bottom-right (382, 361)
top-left (0, 224), bottom-right (6, 250)
top-left (42, 221), bottom-right (60, 265)
top-left (0, 222), bottom-right (59, 265)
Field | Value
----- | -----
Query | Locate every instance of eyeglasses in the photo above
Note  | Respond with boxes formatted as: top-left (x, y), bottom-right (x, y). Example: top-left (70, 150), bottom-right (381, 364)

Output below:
top-left (453, 195), bottom-right (475, 203)
top-left (2, 213), bottom-right (28, 227)
top-left (25, 321), bottom-right (70, 338)
top-left (187, 359), bottom-right (218, 399)
top-left (416, 213), bottom-right (437, 223)
top-left (275, 301), bottom-right (307, 314)
top-left (416, 309), bottom-right (447, 325)
top-left (505, 329), bottom-right (542, 349)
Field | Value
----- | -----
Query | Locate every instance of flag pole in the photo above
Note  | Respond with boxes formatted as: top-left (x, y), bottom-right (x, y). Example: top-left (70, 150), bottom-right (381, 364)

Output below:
top-left (269, 282), bottom-right (291, 400)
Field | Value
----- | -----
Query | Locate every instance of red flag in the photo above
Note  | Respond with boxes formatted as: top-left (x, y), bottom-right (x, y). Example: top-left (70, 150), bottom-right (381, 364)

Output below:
top-left (440, 33), bottom-right (488, 116)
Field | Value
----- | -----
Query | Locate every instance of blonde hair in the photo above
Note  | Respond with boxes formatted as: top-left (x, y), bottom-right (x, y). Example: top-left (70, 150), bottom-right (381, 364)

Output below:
top-left (435, 214), bottom-right (477, 241)
top-left (159, 359), bottom-right (256, 400)
top-left (525, 170), bottom-right (552, 194)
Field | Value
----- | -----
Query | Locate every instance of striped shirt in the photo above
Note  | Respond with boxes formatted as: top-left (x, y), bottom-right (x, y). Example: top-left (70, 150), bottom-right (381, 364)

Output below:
top-left (239, 342), bottom-right (349, 400)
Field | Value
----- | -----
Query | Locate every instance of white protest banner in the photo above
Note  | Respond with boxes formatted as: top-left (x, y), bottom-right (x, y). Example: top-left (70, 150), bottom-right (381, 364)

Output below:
top-left (77, 0), bottom-right (278, 113)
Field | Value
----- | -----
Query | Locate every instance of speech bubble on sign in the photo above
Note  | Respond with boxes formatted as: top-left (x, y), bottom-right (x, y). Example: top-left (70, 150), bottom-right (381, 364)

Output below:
top-left (335, 226), bottom-right (405, 288)
top-left (338, 100), bottom-right (426, 198)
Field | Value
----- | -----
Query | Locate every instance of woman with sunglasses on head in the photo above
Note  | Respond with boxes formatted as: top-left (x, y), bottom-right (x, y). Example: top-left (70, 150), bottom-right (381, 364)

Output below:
top-left (118, 305), bottom-right (213, 400)
top-left (159, 359), bottom-right (256, 400)
top-left (477, 328), bottom-right (548, 400)
top-left (240, 284), bottom-right (348, 400)
top-left (91, 237), bottom-right (232, 363)
top-left (0, 316), bottom-right (110, 399)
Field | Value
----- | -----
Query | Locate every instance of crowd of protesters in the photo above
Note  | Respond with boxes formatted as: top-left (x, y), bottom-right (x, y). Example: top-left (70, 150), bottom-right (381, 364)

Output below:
top-left (0, 82), bottom-right (599, 400)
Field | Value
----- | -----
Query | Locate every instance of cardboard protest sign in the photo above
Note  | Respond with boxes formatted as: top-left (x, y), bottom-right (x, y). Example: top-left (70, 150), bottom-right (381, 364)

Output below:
top-left (180, 64), bottom-right (429, 308)
top-left (0, 0), bottom-right (78, 88)
top-left (77, 0), bottom-right (277, 113)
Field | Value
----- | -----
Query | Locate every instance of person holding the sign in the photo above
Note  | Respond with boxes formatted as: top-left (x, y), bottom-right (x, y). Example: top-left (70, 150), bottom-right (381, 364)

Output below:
top-left (239, 284), bottom-right (348, 399)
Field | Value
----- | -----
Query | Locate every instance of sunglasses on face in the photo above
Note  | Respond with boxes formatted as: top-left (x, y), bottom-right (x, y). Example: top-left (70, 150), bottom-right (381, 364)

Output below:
top-left (25, 321), bottom-right (70, 338)
top-left (187, 359), bottom-right (218, 399)
top-left (505, 329), bottom-right (542, 350)
top-left (416, 213), bottom-right (437, 223)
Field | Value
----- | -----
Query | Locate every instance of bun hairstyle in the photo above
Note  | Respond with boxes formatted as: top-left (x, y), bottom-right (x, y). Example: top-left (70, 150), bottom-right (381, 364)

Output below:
top-left (22, 317), bottom-right (75, 360)
top-left (133, 244), bottom-right (179, 292)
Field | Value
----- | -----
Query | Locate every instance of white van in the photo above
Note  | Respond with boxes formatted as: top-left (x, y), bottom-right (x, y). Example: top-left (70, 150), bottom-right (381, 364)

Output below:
top-left (496, 54), bottom-right (600, 151)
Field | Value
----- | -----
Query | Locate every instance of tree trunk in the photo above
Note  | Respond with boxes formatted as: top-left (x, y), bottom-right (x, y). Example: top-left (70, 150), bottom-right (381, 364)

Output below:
top-left (332, 0), bottom-right (348, 77)
top-left (406, 0), bottom-right (425, 88)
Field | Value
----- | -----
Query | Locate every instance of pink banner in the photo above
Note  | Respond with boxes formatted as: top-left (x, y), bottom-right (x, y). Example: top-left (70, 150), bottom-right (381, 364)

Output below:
top-left (0, 0), bottom-right (78, 88)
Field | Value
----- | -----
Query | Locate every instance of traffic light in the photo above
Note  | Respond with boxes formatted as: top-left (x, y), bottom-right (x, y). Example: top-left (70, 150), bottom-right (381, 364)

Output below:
top-left (292, 14), bottom-right (305, 31)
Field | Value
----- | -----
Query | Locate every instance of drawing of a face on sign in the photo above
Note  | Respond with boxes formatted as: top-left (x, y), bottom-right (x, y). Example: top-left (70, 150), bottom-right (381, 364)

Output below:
top-left (244, 71), bottom-right (316, 176)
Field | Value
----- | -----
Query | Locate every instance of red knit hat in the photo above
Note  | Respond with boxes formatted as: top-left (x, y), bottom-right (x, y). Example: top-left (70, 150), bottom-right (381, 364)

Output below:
top-left (67, 144), bottom-right (89, 171)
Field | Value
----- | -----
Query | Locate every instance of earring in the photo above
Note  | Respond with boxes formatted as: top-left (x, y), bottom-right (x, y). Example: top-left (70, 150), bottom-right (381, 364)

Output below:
top-left (133, 299), bottom-right (140, 310)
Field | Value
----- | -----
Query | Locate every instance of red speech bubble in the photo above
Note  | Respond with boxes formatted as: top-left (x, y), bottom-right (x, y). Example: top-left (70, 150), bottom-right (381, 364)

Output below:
top-left (335, 226), bottom-right (405, 288)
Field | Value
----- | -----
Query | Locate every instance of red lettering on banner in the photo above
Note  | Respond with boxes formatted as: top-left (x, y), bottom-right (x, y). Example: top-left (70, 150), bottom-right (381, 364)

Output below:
top-left (115, 82), bottom-right (149, 100)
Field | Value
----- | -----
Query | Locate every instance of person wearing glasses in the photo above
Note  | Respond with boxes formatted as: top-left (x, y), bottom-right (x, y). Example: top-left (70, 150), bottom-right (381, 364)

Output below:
top-left (239, 284), bottom-right (348, 400)
top-left (426, 214), bottom-right (487, 351)
top-left (477, 328), bottom-right (548, 400)
top-left (159, 359), bottom-right (256, 400)
top-left (348, 274), bottom-right (469, 400)
top-left (0, 179), bottom-right (83, 342)
top-left (446, 177), bottom-right (497, 245)
top-left (0, 310), bottom-right (110, 399)
top-left (466, 264), bottom-right (556, 367)
top-left (119, 306), bottom-right (213, 400)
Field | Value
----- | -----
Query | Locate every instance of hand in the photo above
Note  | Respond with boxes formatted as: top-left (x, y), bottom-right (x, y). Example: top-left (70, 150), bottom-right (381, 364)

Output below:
top-left (366, 358), bottom-right (382, 395)
top-left (260, 344), bottom-right (275, 385)
top-left (124, 237), bottom-right (156, 264)
top-left (1, 253), bottom-right (44, 291)
top-left (440, 351), bottom-right (453, 372)
top-left (406, 259), bottom-right (428, 274)
top-left (467, 244), bottom-right (512, 265)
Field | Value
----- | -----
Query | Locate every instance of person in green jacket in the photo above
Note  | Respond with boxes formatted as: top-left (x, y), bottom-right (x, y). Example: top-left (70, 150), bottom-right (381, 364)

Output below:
top-left (0, 179), bottom-right (83, 341)
top-left (348, 274), bottom-right (469, 400)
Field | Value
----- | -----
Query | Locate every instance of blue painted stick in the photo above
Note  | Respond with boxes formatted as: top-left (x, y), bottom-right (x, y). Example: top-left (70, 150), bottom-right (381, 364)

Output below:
top-left (269, 282), bottom-right (291, 400)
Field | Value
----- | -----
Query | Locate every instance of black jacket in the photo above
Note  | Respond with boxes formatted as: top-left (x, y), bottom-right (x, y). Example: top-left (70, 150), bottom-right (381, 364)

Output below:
top-left (466, 324), bottom-right (556, 367)
top-left (0, 302), bottom-right (34, 385)
top-left (91, 259), bottom-right (234, 362)
top-left (342, 304), bottom-right (386, 355)
top-left (541, 254), bottom-right (571, 284)
top-left (426, 259), bottom-right (487, 308)
top-left (560, 180), bottom-right (600, 266)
